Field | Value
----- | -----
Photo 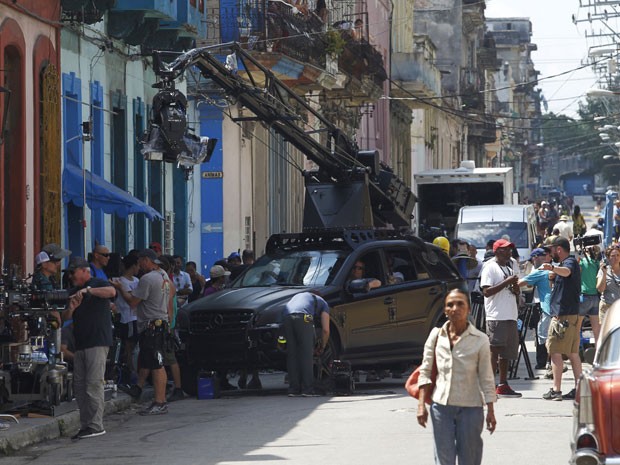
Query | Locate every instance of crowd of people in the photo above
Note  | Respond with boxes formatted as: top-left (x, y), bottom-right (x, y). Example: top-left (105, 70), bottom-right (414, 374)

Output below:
top-left (416, 196), bottom-right (618, 464)
top-left (18, 241), bottom-right (259, 438)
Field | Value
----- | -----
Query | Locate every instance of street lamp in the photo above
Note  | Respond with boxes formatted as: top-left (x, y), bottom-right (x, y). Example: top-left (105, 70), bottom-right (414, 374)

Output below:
top-left (587, 88), bottom-right (620, 98)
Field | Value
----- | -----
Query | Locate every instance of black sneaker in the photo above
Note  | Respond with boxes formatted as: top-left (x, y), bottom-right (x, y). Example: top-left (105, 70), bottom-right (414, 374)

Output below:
top-left (71, 428), bottom-right (88, 440)
top-left (562, 388), bottom-right (576, 400)
top-left (75, 427), bottom-right (106, 439)
top-left (542, 388), bottom-right (562, 401)
top-left (126, 384), bottom-right (142, 400)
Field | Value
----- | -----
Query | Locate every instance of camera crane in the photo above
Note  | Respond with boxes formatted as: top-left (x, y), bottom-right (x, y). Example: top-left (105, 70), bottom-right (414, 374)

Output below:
top-left (145, 43), bottom-right (416, 229)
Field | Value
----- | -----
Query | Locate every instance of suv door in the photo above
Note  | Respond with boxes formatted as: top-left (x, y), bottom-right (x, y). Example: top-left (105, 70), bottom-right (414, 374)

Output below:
top-left (382, 245), bottom-right (445, 354)
top-left (334, 250), bottom-right (399, 357)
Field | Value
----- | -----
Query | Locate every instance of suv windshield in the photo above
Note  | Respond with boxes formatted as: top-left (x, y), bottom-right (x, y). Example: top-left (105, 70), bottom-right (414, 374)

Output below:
top-left (235, 250), bottom-right (348, 287)
top-left (457, 221), bottom-right (528, 248)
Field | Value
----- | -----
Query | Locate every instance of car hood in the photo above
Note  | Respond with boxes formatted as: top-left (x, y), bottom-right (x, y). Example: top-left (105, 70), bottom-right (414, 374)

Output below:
top-left (180, 287), bottom-right (309, 326)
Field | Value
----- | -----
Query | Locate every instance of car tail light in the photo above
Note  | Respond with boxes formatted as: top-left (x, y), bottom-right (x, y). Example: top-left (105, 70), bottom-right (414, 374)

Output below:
top-left (578, 377), bottom-right (595, 426)
top-left (576, 433), bottom-right (597, 449)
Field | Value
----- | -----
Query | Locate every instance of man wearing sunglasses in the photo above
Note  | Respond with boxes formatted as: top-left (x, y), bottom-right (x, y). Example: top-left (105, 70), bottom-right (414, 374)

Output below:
top-left (90, 245), bottom-right (111, 280)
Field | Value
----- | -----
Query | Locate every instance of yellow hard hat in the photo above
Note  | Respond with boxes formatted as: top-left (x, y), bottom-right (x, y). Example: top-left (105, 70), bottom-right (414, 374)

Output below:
top-left (432, 236), bottom-right (450, 254)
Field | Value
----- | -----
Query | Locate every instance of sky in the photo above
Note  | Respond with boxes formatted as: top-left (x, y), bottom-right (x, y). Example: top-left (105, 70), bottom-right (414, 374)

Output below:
top-left (485, 0), bottom-right (605, 118)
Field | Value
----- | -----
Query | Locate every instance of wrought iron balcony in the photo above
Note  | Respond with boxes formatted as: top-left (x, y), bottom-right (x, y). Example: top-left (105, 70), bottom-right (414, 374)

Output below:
top-left (215, 1), bottom-right (385, 94)
top-left (391, 35), bottom-right (441, 101)
top-left (61, 0), bottom-right (115, 24)
top-left (467, 114), bottom-right (497, 143)
top-left (107, 0), bottom-right (207, 51)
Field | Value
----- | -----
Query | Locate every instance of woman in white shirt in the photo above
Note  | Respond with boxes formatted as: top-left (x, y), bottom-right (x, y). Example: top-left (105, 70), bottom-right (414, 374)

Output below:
top-left (416, 289), bottom-right (497, 465)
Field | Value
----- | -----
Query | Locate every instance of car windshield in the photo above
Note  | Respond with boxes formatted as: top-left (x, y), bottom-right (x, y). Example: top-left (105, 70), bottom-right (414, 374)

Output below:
top-left (596, 327), bottom-right (620, 368)
top-left (456, 222), bottom-right (528, 248)
top-left (235, 250), bottom-right (347, 287)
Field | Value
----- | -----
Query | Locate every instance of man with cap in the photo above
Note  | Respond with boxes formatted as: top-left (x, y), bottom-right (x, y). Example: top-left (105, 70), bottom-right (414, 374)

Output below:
top-left (227, 252), bottom-right (242, 268)
top-left (62, 257), bottom-right (116, 439)
top-left (111, 249), bottom-right (172, 415)
top-left (554, 215), bottom-right (573, 241)
top-left (539, 236), bottom-right (582, 401)
top-left (518, 247), bottom-right (553, 369)
top-left (149, 241), bottom-right (163, 256)
top-left (32, 243), bottom-right (71, 292)
top-left (203, 265), bottom-right (230, 297)
top-left (230, 249), bottom-right (255, 281)
top-left (32, 243), bottom-right (72, 328)
top-left (480, 238), bottom-right (522, 398)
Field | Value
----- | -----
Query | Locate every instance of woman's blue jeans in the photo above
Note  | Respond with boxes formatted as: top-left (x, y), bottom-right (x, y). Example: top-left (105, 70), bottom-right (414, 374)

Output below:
top-left (430, 402), bottom-right (484, 465)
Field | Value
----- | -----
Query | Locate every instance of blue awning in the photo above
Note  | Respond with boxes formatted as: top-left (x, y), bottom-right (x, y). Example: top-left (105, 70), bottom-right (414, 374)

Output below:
top-left (62, 163), bottom-right (163, 221)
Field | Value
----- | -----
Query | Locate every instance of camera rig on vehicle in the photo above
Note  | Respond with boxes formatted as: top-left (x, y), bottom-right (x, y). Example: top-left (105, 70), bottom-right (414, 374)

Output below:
top-left (0, 272), bottom-right (73, 415)
top-left (144, 43), bottom-right (416, 229)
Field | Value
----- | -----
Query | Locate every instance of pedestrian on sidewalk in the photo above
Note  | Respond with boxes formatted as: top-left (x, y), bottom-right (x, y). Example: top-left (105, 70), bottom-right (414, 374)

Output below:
top-left (540, 237), bottom-right (582, 401)
top-left (62, 257), bottom-right (116, 439)
top-left (480, 239), bottom-right (522, 398)
top-left (416, 289), bottom-right (496, 465)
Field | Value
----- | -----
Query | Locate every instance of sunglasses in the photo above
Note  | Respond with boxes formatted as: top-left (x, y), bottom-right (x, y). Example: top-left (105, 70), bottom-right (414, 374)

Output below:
top-left (97, 253), bottom-right (110, 257)
top-left (353, 265), bottom-right (365, 270)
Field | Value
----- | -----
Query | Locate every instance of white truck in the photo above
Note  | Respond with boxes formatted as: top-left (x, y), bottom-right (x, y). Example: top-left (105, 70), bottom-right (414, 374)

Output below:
top-left (413, 161), bottom-right (515, 240)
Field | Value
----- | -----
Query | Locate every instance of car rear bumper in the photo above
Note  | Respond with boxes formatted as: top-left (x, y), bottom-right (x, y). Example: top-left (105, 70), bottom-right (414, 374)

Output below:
top-left (571, 449), bottom-right (620, 465)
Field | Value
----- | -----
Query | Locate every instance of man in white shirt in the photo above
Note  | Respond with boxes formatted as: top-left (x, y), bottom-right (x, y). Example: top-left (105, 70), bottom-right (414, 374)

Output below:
top-left (480, 239), bottom-right (522, 398)
top-left (554, 215), bottom-right (573, 241)
top-left (172, 255), bottom-right (192, 306)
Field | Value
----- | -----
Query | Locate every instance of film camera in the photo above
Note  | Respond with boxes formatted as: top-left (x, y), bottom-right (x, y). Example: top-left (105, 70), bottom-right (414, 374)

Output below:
top-left (573, 234), bottom-right (602, 252)
top-left (0, 275), bottom-right (72, 412)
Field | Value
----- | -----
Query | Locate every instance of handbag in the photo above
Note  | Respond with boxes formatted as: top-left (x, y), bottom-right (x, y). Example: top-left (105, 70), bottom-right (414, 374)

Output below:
top-left (405, 330), bottom-right (439, 405)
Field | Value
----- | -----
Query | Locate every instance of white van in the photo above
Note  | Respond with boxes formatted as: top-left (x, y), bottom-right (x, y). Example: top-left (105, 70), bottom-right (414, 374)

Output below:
top-left (454, 204), bottom-right (539, 265)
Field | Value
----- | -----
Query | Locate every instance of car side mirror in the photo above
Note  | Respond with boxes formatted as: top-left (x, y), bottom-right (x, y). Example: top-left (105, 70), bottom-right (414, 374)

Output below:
top-left (348, 279), bottom-right (370, 294)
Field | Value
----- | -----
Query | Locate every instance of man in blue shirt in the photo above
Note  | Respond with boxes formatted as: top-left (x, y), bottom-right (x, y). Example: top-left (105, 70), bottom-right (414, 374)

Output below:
top-left (282, 291), bottom-right (330, 397)
top-left (518, 247), bottom-right (552, 370)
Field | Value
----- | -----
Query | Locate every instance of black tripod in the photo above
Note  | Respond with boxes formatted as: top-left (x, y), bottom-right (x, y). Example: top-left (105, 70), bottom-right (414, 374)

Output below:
top-left (508, 303), bottom-right (539, 380)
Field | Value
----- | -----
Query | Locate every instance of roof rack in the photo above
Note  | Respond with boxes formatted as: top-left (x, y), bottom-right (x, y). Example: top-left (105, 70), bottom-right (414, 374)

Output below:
top-left (265, 228), bottom-right (416, 253)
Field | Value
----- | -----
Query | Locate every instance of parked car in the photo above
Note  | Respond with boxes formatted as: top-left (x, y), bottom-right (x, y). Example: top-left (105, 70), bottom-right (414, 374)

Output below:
top-left (570, 301), bottom-right (620, 465)
top-left (176, 229), bottom-right (466, 394)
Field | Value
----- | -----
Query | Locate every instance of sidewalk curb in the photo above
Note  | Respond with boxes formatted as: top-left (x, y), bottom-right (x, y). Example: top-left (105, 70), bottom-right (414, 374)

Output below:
top-left (0, 394), bottom-right (132, 455)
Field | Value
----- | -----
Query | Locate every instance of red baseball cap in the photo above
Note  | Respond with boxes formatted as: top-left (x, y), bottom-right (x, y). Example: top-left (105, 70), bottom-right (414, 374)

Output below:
top-left (149, 241), bottom-right (162, 254)
top-left (493, 238), bottom-right (515, 253)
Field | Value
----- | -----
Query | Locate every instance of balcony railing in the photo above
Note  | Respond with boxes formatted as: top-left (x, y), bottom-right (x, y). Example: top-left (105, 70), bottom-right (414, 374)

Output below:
top-left (217, 1), bottom-right (385, 84)
top-left (219, 0), bottom-right (326, 68)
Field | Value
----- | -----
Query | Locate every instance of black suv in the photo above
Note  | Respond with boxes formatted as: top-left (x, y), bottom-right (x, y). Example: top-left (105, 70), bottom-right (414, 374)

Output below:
top-left (176, 230), bottom-right (465, 393)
